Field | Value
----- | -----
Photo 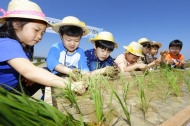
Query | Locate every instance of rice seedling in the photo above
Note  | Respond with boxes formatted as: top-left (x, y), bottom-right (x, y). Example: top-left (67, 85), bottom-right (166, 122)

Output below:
top-left (185, 72), bottom-right (190, 92)
top-left (0, 88), bottom-right (83, 126)
top-left (166, 71), bottom-right (180, 97)
top-left (134, 71), bottom-right (153, 118)
top-left (103, 78), bottom-right (131, 126)
top-left (88, 74), bottom-right (111, 125)
top-left (54, 82), bottom-right (82, 115)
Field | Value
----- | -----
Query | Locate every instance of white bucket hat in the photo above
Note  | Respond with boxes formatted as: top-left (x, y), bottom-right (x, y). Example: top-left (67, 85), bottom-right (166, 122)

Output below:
top-left (123, 41), bottom-right (144, 57)
top-left (0, 0), bottom-right (51, 26)
top-left (137, 38), bottom-right (153, 45)
top-left (151, 41), bottom-right (162, 48)
top-left (89, 31), bottom-right (118, 48)
top-left (52, 16), bottom-right (90, 36)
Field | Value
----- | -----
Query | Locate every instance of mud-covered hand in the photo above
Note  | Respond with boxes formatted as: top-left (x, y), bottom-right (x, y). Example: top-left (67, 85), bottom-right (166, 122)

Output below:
top-left (70, 69), bottom-right (82, 82)
top-left (102, 65), bottom-right (120, 77)
top-left (71, 81), bottom-right (86, 95)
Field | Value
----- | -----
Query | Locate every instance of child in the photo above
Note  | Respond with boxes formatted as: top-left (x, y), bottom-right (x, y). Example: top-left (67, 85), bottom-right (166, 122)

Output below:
top-left (147, 41), bottom-right (162, 69)
top-left (85, 31), bottom-right (118, 71)
top-left (46, 16), bottom-right (90, 77)
top-left (115, 42), bottom-right (148, 72)
top-left (163, 39), bottom-right (185, 69)
top-left (148, 41), bottom-right (162, 62)
top-left (0, 0), bottom-right (85, 95)
top-left (137, 38), bottom-right (152, 64)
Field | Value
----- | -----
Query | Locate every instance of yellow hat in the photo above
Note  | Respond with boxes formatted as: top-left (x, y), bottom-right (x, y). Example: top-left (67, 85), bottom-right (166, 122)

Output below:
top-left (137, 38), bottom-right (152, 45)
top-left (151, 41), bottom-right (162, 48)
top-left (123, 41), bottom-right (144, 57)
top-left (0, 0), bottom-right (51, 26)
top-left (89, 31), bottom-right (118, 48)
top-left (52, 16), bottom-right (90, 36)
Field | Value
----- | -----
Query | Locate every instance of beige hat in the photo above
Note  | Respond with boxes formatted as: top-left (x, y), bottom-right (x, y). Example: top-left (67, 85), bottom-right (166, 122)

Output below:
top-left (89, 31), bottom-right (118, 48)
top-left (0, 0), bottom-right (51, 26)
top-left (52, 16), bottom-right (90, 36)
top-left (123, 41), bottom-right (144, 57)
top-left (137, 38), bottom-right (152, 45)
top-left (151, 41), bottom-right (162, 48)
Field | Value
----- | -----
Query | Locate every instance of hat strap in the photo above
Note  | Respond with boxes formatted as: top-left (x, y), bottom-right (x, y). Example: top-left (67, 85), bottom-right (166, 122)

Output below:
top-left (0, 8), bottom-right (7, 18)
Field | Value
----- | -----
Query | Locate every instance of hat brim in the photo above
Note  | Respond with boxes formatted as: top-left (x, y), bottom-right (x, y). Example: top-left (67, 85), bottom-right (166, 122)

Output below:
top-left (0, 16), bottom-right (52, 27)
top-left (90, 38), bottom-right (118, 48)
top-left (151, 42), bottom-right (162, 48)
top-left (52, 22), bottom-right (90, 36)
top-left (123, 46), bottom-right (144, 57)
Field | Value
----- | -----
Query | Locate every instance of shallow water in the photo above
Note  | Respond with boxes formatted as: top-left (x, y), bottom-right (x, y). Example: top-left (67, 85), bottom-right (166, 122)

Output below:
top-left (53, 70), bottom-right (190, 126)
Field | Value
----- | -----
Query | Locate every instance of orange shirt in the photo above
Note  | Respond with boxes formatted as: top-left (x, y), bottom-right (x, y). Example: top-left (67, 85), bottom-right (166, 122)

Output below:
top-left (164, 53), bottom-right (184, 66)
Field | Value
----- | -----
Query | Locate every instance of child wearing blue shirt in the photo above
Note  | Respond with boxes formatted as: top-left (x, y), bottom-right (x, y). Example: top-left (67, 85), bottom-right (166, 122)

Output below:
top-left (85, 31), bottom-right (118, 71)
top-left (46, 16), bottom-right (90, 76)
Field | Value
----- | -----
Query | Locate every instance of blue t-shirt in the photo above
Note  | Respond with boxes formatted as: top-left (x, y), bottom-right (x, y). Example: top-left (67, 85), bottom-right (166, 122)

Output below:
top-left (46, 42), bottom-right (89, 74)
top-left (0, 38), bottom-right (28, 90)
top-left (84, 48), bottom-right (114, 71)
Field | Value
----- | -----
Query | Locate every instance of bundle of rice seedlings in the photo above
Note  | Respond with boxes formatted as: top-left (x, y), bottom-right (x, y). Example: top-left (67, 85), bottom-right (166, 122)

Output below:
top-left (0, 88), bottom-right (83, 126)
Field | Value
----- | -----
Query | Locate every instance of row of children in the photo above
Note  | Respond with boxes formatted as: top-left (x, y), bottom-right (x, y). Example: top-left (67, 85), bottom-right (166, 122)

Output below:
top-left (0, 0), bottom-right (185, 96)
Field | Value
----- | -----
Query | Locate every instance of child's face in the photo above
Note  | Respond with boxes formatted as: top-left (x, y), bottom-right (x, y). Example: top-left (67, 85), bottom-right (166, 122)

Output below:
top-left (169, 46), bottom-right (181, 56)
top-left (61, 34), bottom-right (81, 53)
top-left (142, 47), bottom-right (150, 55)
top-left (95, 47), bottom-right (111, 61)
top-left (125, 53), bottom-right (139, 64)
top-left (150, 46), bottom-right (159, 56)
top-left (15, 21), bottom-right (46, 46)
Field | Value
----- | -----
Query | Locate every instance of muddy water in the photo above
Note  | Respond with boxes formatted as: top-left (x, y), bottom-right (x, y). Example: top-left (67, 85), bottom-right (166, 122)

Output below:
top-left (53, 70), bottom-right (190, 126)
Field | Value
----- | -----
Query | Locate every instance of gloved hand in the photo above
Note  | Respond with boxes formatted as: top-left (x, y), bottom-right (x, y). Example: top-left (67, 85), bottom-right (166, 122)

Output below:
top-left (70, 69), bottom-right (82, 82)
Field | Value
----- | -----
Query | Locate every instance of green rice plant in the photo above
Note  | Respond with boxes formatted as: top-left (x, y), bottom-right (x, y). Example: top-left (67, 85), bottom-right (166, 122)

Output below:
top-left (134, 71), bottom-right (153, 118)
top-left (0, 88), bottom-right (83, 126)
top-left (185, 76), bottom-right (190, 92)
top-left (88, 74), bottom-right (106, 124)
top-left (120, 75), bottom-right (130, 102)
top-left (54, 82), bottom-right (82, 115)
top-left (162, 90), bottom-right (171, 104)
top-left (103, 78), bottom-right (131, 126)
top-left (166, 71), bottom-right (180, 97)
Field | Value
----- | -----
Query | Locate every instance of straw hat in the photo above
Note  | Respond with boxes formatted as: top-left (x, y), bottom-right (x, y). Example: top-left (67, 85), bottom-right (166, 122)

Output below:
top-left (0, 0), bottom-right (51, 26)
top-left (89, 31), bottom-right (118, 48)
top-left (151, 41), bottom-right (162, 48)
top-left (52, 16), bottom-right (90, 36)
top-left (137, 38), bottom-right (152, 45)
top-left (123, 41), bottom-right (144, 57)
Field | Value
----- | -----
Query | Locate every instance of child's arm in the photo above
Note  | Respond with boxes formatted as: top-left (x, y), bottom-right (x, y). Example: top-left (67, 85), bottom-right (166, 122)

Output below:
top-left (124, 63), bottom-right (148, 72)
top-left (8, 58), bottom-right (86, 94)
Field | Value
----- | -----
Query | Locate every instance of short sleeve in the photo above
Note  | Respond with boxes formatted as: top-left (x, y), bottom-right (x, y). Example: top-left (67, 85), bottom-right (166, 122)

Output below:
top-left (0, 38), bottom-right (28, 62)
top-left (46, 43), bottom-right (61, 72)
top-left (114, 54), bottom-right (127, 72)
top-left (78, 49), bottom-right (89, 72)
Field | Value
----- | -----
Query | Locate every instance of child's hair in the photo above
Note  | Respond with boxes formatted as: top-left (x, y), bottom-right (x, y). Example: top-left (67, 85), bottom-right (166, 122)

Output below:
top-left (59, 25), bottom-right (83, 37)
top-left (95, 40), bottom-right (114, 52)
top-left (151, 45), bottom-right (159, 49)
top-left (0, 18), bottom-right (45, 59)
top-left (169, 39), bottom-right (183, 49)
top-left (141, 42), bottom-right (151, 48)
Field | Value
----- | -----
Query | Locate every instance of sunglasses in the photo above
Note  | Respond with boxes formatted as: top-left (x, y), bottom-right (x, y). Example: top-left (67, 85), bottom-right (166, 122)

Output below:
top-left (141, 43), bottom-right (151, 48)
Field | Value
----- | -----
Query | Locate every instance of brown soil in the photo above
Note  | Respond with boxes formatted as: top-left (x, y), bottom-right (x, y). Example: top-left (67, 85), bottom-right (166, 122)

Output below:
top-left (51, 70), bottom-right (190, 126)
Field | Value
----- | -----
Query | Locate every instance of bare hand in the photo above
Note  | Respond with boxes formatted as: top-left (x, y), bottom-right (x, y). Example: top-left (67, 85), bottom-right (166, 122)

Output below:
top-left (160, 49), bottom-right (168, 56)
top-left (71, 81), bottom-right (86, 95)
top-left (138, 64), bottom-right (148, 71)
top-left (70, 69), bottom-right (82, 82)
